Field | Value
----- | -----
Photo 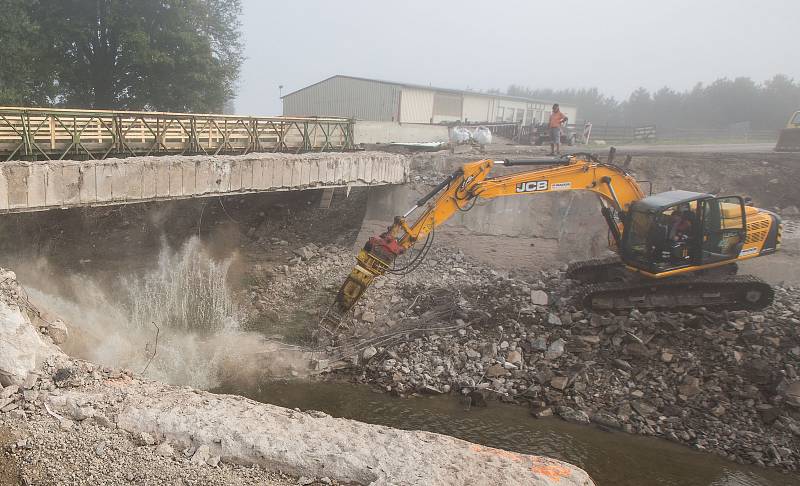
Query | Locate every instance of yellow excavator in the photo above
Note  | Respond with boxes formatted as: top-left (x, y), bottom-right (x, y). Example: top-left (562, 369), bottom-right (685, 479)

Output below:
top-left (332, 153), bottom-right (782, 315)
top-left (775, 110), bottom-right (800, 152)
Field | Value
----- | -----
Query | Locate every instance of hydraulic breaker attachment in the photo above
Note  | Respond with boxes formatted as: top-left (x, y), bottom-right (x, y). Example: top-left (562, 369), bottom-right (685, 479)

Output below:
top-left (335, 244), bottom-right (397, 313)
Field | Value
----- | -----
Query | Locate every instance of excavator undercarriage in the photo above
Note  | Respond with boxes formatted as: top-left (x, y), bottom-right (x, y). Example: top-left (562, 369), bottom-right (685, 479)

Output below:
top-left (565, 257), bottom-right (773, 311)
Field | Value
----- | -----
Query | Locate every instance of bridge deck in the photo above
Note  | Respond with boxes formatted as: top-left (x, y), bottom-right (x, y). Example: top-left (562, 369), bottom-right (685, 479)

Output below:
top-left (0, 152), bottom-right (407, 214)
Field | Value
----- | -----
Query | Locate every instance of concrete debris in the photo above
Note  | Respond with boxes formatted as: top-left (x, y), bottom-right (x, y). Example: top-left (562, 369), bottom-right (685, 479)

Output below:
top-left (112, 380), bottom-right (593, 485)
top-left (155, 442), bottom-right (175, 457)
top-left (47, 319), bottom-right (70, 345)
top-left (325, 245), bottom-right (800, 472)
top-left (0, 266), bottom-right (593, 485)
top-left (530, 290), bottom-right (549, 306)
top-left (0, 270), bottom-right (62, 386)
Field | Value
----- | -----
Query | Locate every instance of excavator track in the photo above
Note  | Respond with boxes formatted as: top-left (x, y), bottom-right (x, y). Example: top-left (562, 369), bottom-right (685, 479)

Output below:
top-left (575, 274), bottom-right (774, 312)
top-left (565, 256), bottom-right (624, 284)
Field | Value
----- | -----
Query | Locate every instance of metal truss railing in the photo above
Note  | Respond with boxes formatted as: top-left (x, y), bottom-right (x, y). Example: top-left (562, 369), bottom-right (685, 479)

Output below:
top-left (0, 107), bottom-right (355, 161)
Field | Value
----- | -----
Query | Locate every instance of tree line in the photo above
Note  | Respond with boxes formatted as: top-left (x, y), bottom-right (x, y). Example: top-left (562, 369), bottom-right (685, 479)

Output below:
top-left (0, 0), bottom-right (243, 113)
top-left (506, 75), bottom-right (800, 130)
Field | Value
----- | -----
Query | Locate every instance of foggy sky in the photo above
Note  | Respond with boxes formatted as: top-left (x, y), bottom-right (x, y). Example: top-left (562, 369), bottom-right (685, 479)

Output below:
top-left (234, 0), bottom-right (799, 116)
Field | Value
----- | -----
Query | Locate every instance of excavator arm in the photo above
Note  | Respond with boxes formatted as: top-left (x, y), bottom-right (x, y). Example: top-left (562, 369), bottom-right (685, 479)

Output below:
top-left (332, 154), bottom-right (646, 314)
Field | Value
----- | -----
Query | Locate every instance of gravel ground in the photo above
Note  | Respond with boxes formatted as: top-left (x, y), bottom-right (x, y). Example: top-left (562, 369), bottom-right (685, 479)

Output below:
top-left (1, 415), bottom-right (297, 485)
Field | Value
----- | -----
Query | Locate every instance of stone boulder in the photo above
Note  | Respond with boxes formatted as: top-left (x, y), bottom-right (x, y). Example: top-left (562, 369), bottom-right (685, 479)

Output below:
top-left (0, 300), bottom-right (60, 386)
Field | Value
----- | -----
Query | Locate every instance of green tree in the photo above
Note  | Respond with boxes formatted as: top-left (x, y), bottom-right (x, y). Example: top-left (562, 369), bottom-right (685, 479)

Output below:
top-left (0, 0), bottom-right (54, 105)
top-left (34, 0), bottom-right (243, 111)
top-left (621, 87), bottom-right (654, 127)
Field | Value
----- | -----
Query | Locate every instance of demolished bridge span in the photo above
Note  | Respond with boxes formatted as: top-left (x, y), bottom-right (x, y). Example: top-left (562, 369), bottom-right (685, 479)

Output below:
top-left (0, 151), bottom-right (408, 214)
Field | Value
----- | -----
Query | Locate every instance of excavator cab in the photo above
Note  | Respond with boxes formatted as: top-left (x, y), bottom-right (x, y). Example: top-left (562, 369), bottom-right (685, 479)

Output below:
top-left (620, 191), bottom-right (746, 275)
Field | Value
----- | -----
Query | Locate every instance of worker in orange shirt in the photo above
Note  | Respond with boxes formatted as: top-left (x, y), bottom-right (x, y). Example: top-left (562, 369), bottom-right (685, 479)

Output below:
top-left (548, 104), bottom-right (568, 156)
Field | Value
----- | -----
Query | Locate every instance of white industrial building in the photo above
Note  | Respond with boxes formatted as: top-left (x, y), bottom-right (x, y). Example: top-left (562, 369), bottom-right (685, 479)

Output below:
top-left (282, 75), bottom-right (577, 126)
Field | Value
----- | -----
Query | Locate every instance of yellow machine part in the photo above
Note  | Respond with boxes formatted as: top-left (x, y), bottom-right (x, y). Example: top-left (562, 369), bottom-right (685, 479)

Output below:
top-left (335, 249), bottom-right (391, 313)
top-left (775, 111), bottom-right (800, 152)
top-left (775, 128), bottom-right (800, 152)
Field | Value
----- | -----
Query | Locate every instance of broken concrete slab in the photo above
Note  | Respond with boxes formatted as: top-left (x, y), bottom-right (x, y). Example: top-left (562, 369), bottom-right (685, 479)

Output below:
top-left (114, 382), bottom-right (594, 486)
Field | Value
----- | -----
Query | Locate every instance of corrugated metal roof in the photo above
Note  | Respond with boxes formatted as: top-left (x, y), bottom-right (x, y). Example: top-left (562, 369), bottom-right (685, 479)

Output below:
top-left (282, 75), bottom-right (568, 107)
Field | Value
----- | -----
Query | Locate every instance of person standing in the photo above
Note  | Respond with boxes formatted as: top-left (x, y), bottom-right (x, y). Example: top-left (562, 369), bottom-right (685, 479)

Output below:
top-left (548, 104), bottom-right (568, 156)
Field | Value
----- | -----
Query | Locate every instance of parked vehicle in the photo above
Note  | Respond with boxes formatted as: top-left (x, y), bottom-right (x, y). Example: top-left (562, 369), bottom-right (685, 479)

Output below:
top-left (531, 123), bottom-right (576, 146)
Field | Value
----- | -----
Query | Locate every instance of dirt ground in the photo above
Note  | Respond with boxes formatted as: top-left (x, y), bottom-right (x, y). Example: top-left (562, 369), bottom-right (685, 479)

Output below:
top-left (0, 427), bottom-right (21, 486)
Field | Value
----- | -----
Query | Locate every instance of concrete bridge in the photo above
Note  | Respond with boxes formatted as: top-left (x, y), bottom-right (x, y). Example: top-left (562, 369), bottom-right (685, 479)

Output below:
top-left (0, 152), bottom-right (408, 214)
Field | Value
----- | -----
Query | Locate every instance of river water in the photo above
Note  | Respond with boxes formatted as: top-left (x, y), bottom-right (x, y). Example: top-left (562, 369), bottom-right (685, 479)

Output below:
top-left (215, 380), bottom-right (799, 486)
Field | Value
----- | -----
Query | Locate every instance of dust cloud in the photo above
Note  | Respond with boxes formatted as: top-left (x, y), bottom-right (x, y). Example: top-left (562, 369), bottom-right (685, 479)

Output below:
top-left (20, 237), bottom-right (313, 390)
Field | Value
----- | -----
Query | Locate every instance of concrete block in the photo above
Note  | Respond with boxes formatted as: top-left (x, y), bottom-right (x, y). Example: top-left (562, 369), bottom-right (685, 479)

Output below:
top-left (168, 161), bottom-right (183, 197)
top-left (123, 161), bottom-right (143, 201)
top-left (142, 162), bottom-right (157, 200)
top-left (26, 164), bottom-right (47, 208)
top-left (279, 159), bottom-right (292, 188)
top-left (333, 160), bottom-right (343, 184)
top-left (214, 161), bottom-right (231, 193)
top-left (96, 163), bottom-right (114, 203)
top-left (250, 159), bottom-right (264, 189)
top-left (62, 163), bottom-right (81, 205)
top-left (0, 168), bottom-right (9, 210)
top-left (230, 159), bottom-right (243, 192)
top-left (357, 157), bottom-right (367, 182)
top-left (109, 162), bottom-right (126, 201)
top-left (240, 159), bottom-right (254, 190)
top-left (309, 160), bottom-right (322, 188)
top-left (181, 160), bottom-right (196, 196)
top-left (155, 161), bottom-right (170, 198)
top-left (44, 164), bottom-right (63, 207)
top-left (194, 160), bottom-right (211, 195)
top-left (263, 159), bottom-right (277, 189)
top-left (79, 162), bottom-right (97, 204)
top-left (299, 160), bottom-right (311, 187)
top-left (5, 165), bottom-right (30, 209)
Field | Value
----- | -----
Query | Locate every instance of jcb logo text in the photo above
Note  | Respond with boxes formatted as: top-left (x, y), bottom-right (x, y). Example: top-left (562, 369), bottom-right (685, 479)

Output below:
top-left (515, 180), bottom-right (548, 193)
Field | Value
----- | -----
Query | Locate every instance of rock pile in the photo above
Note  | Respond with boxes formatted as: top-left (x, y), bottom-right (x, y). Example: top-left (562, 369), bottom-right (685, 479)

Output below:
top-left (326, 248), bottom-right (800, 473)
top-left (0, 269), bottom-right (62, 387)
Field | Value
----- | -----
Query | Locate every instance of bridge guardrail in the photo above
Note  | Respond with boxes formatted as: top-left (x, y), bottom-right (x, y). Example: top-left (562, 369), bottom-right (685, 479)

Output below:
top-left (0, 107), bottom-right (355, 161)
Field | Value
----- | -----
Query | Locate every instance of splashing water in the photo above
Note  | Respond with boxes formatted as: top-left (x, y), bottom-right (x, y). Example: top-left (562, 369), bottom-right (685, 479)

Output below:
top-left (123, 237), bottom-right (241, 335)
top-left (23, 236), bottom-right (312, 389)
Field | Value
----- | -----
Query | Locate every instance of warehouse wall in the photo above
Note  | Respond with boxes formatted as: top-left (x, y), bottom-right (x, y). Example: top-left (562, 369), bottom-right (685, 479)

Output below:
top-left (354, 122), bottom-right (450, 144)
top-left (463, 96), bottom-right (493, 123)
top-left (400, 88), bottom-right (435, 123)
top-left (283, 77), bottom-right (400, 121)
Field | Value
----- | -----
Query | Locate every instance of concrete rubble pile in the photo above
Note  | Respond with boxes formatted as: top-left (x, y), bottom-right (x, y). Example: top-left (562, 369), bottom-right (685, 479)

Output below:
top-left (0, 267), bottom-right (594, 485)
top-left (301, 246), bottom-right (800, 473)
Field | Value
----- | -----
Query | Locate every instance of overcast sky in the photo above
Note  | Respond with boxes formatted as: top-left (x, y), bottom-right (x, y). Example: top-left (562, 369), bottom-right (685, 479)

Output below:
top-left (234, 0), bottom-right (799, 115)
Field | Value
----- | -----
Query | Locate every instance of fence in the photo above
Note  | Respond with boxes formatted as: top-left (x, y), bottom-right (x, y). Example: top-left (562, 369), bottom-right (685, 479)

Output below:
top-left (652, 127), bottom-right (775, 144)
top-left (0, 107), bottom-right (355, 161)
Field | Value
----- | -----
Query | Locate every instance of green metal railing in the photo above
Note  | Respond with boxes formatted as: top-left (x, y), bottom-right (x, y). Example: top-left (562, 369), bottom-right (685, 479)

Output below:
top-left (0, 107), bottom-right (355, 161)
